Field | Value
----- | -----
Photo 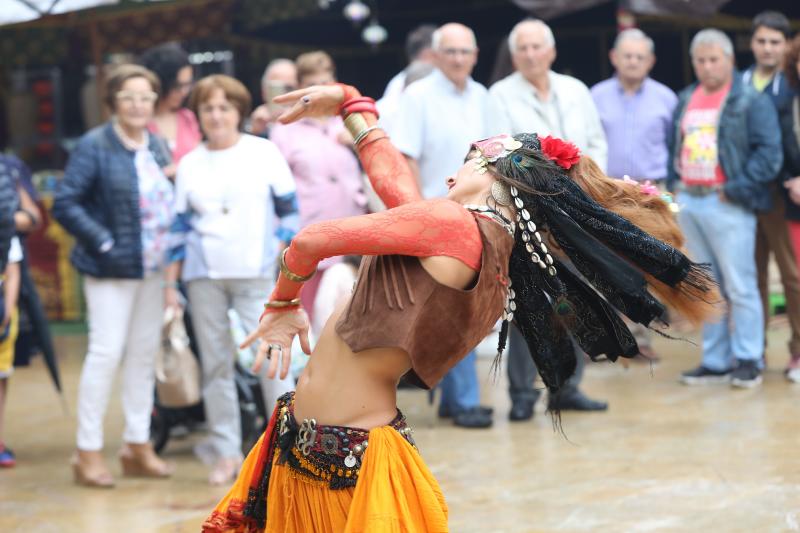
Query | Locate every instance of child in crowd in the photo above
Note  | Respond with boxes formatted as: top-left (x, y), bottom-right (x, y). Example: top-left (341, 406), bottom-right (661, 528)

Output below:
top-left (0, 236), bottom-right (23, 467)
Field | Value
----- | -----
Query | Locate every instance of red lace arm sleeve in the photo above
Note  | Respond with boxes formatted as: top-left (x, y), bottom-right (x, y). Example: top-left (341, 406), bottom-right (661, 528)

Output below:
top-left (265, 199), bottom-right (482, 312)
top-left (340, 85), bottom-right (422, 209)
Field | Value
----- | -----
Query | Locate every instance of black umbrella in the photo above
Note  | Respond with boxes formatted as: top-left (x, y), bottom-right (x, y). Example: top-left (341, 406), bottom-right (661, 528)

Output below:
top-left (17, 254), bottom-right (67, 412)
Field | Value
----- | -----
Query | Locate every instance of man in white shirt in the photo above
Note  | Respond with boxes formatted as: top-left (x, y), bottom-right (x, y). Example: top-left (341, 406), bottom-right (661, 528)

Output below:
top-left (393, 23), bottom-right (490, 198)
top-left (488, 19), bottom-right (608, 170)
top-left (391, 22), bottom-right (493, 428)
top-left (489, 19), bottom-right (609, 421)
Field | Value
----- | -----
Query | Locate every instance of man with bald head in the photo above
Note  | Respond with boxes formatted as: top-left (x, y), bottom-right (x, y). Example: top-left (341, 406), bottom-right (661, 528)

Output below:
top-left (391, 22), bottom-right (493, 428)
top-left (489, 19), bottom-right (608, 420)
top-left (393, 22), bottom-right (489, 197)
top-left (488, 18), bottom-right (607, 169)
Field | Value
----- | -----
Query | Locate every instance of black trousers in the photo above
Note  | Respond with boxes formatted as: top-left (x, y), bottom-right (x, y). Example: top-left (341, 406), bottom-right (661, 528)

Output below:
top-left (505, 324), bottom-right (584, 404)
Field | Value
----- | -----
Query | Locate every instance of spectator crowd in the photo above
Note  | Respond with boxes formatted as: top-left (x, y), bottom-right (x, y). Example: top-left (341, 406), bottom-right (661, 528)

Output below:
top-left (1, 10), bottom-right (799, 492)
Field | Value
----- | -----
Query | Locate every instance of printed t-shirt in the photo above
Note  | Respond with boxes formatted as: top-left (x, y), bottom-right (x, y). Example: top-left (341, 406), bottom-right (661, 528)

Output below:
top-left (679, 83), bottom-right (731, 186)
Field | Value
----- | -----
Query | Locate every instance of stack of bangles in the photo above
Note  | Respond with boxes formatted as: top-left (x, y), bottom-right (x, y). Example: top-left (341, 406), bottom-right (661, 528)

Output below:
top-left (339, 89), bottom-right (385, 149)
top-left (261, 249), bottom-right (315, 315)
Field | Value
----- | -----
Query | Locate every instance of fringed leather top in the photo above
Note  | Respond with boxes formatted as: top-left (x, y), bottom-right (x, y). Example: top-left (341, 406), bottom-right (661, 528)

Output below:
top-left (335, 214), bottom-right (514, 389)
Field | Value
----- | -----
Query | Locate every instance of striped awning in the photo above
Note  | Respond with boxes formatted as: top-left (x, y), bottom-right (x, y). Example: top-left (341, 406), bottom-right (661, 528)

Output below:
top-left (0, 0), bottom-right (119, 26)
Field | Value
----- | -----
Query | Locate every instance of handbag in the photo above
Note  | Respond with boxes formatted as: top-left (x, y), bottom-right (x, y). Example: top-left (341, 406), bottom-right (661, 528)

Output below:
top-left (155, 306), bottom-right (201, 408)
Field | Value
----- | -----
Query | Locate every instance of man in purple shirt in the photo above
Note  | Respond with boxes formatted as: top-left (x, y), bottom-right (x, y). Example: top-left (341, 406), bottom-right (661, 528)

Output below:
top-left (591, 28), bottom-right (677, 360)
top-left (591, 28), bottom-right (678, 183)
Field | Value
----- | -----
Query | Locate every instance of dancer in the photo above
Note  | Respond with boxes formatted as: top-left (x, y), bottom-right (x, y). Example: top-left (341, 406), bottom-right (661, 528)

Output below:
top-left (202, 83), bottom-right (716, 532)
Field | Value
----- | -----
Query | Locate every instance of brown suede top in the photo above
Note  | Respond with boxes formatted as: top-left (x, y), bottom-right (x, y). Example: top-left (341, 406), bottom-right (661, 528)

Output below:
top-left (335, 214), bottom-right (514, 389)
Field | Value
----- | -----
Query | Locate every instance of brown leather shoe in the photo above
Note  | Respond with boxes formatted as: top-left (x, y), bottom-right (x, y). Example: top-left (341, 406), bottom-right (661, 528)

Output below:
top-left (72, 450), bottom-right (115, 488)
top-left (119, 442), bottom-right (174, 478)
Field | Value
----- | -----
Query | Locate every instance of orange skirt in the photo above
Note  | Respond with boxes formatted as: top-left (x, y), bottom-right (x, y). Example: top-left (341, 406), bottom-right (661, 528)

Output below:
top-left (203, 396), bottom-right (449, 532)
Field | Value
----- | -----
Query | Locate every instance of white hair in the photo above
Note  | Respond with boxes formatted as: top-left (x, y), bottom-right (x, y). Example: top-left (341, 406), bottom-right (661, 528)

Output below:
top-left (508, 19), bottom-right (555, 52)
top-left (613, 28), bottom-right (655, 54)
top-left (431, 23), bottom-right (477, 51)
top-left (690, 28), bottom-right (734, 57)
top-left (261, 58), bottom-right (295, 86)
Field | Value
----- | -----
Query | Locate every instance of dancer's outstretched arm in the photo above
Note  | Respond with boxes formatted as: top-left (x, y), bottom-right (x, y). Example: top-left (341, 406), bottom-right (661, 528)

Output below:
top-left (274, 84), bottom-right (423, 209)
top-left (275, 197), bottom-right (481, 300)
top-left (241, 198), bottom-right (483, 379)
top-left (241, 84), bottom-right (476, 380)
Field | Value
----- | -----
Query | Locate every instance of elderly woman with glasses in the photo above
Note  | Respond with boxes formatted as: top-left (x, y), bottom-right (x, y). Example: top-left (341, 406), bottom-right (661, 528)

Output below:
top-left (53, 64), bottom-right (176, 488)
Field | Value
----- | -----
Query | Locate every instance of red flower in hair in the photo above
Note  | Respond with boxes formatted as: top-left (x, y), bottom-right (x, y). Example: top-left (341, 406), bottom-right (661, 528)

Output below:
top-left (539, 135), bottom-right (581, 170)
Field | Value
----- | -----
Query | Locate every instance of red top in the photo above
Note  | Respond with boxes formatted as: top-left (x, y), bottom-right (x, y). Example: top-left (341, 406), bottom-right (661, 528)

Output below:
top-left (679, 82), bottom-right (731, 186)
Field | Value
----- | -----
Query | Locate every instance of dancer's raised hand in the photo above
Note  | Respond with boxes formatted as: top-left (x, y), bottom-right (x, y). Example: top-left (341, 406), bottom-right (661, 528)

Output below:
top-left (273, 85), bottom-right (345, 124)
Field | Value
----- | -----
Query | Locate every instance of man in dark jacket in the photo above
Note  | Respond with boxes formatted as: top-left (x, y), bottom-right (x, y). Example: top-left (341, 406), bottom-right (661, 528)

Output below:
top-left (742, 11), bottom-right (794, 112)
top-left (667, 28), bottom-right (782, 389)
top-left (742, 11), bottom-right (800, 378)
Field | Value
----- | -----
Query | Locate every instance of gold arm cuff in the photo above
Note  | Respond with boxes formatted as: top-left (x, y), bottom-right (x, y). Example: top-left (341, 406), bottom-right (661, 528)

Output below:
top-left (264, 297), bottom-right (302, 309)
top-left (280, 248), bottom-right (316, 283)
top-left (344, 112), bottom-right (369, 140)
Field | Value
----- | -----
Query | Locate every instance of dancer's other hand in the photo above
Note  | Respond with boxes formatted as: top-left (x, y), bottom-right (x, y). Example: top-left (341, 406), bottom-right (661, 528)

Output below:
top-left (241, 309), bottom-right (311, 380)
top-left (273, 85), bottom-right (345, 124)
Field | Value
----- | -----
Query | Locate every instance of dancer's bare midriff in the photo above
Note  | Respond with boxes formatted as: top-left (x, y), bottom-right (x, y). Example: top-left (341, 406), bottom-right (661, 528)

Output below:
top-left (292, 301), bottom-right (411, 429)
top-left (292, 255), bottom-right (478, 429)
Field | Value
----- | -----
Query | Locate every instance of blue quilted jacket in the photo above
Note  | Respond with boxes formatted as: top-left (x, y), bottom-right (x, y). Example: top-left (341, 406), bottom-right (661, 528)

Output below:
top-left (52, 122), bottom-right (171, 278)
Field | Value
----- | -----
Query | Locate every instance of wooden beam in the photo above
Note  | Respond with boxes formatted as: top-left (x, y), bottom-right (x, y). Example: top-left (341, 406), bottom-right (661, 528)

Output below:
top-left (88, 19), bottom-right (107, 121)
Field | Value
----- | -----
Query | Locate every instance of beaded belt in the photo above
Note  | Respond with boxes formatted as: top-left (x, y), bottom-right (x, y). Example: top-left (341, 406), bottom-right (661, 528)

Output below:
top-left (680, 184), bottom-right (721, 196)
top-left (274, 393), bottom-right (415, 490)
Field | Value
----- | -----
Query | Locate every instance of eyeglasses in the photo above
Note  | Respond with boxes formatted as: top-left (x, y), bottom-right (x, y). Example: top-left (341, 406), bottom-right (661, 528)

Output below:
top-left (441, 48), bottom-right (476, 58)
top-left (116, 91), bottom-right (158, 105)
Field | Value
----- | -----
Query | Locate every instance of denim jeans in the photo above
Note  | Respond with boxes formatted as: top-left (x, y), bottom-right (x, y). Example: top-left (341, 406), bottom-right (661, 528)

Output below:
top-left (438, 350), bottom-right (479, 414)
top-left (677, 192), bottom-right (764, 370)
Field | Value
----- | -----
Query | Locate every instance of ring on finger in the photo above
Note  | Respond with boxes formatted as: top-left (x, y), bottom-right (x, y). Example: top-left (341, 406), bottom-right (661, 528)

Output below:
top-left (301, 96), bottom-right (311, 105)
top-left (267, 343), bottom-right (283, 360)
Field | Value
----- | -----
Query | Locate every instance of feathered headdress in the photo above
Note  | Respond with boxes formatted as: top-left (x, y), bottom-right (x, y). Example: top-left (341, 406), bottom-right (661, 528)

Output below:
top-left (472, 133), bottom-right (716, 394)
